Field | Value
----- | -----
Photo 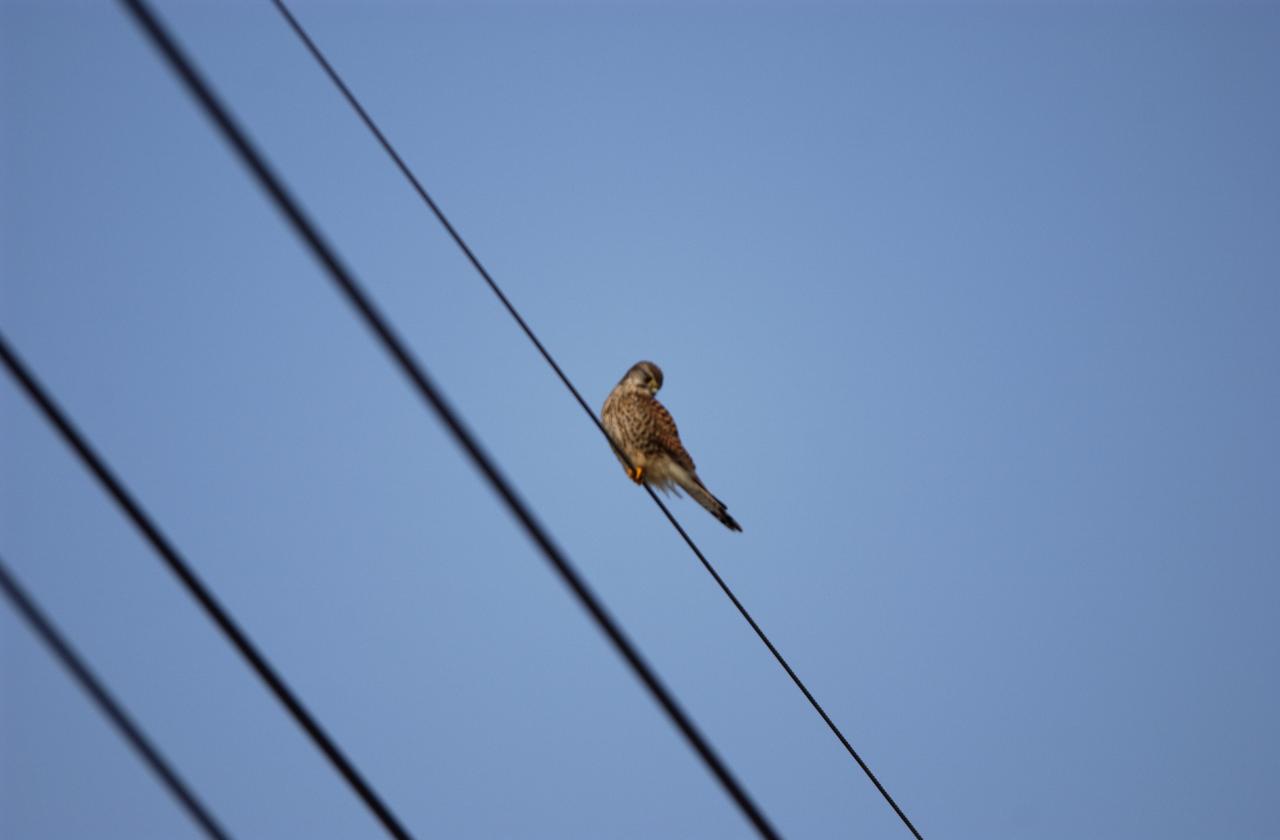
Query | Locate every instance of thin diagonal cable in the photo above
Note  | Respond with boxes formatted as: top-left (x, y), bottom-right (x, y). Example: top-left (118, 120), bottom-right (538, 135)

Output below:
top-left (0, 333), bottom-right (414, 840)
top-left (115, 1), bottom-right (780, 837)
top-left (268, 4), bottom-right (923, 838)
top-left (0, 556), bottom-right (232, 840)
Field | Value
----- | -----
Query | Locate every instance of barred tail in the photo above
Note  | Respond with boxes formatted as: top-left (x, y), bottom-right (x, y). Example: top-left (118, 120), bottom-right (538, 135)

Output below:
top-left (684, 476), bottom-right (743, 532)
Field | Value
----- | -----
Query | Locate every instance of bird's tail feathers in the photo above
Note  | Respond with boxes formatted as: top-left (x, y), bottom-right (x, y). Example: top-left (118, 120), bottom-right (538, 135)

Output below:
top-left (680, 473), bottom-right (743, 532)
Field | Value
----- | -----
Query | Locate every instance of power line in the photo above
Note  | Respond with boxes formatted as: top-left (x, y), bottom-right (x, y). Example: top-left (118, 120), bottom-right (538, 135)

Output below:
top-left (114, 0), bottom-right (781, 837)
top-left (0, 555), bottom-right (232, 840)
top-left (267, 3), bottom-right (924, 838)
top-left (0, 334), bottom-right (415, 840)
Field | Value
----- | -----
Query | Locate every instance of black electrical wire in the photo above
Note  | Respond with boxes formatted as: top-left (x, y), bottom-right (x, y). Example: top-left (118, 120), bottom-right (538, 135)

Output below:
top-left (0, 555), bottom-right (232, 840)
top-left (0, 332), bottom-right (414, 840)
top-left (114, 1), bottom-right (780, 837)
top-left (268, 3), bottom-right (923, 838)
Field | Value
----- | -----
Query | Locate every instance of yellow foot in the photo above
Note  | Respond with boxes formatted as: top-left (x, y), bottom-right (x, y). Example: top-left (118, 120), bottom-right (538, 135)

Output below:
top-left (627, 465), bottom-right (645, 484)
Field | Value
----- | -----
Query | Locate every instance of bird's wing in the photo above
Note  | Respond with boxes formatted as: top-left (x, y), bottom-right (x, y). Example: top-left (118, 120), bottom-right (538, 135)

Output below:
top-left (650, 398), bottom-right (697, 473)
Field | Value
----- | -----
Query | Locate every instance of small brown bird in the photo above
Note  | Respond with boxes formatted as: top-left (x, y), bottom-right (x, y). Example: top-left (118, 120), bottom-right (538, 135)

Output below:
top-left (601, 361), bottom-right (742, 532)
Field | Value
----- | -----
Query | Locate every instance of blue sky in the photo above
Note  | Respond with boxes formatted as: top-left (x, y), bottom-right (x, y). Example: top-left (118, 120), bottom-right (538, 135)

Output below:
top-left (3, 1), bottom-right (1278, 838)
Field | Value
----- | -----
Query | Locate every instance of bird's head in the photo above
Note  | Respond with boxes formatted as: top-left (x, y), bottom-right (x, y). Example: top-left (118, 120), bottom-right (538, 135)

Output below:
top-left (622, 361), bottom-right (663, 396)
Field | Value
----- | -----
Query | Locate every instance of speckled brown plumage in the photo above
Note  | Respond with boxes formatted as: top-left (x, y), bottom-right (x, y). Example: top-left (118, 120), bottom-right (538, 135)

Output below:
top-left (602, 361), bottom-right (742, 532)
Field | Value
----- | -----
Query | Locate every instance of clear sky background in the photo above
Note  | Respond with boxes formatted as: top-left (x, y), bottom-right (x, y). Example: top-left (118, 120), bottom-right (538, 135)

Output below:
top-left (2, 1), bottom-right (1278, 838)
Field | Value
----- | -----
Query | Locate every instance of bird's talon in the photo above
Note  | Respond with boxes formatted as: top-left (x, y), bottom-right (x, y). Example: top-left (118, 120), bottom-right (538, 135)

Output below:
top-left (629, 465), bottom-right (645, 484)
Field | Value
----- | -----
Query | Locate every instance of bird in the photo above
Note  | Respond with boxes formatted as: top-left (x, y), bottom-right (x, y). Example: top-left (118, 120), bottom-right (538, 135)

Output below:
top-left (601, 361), bottom-right (742, 532)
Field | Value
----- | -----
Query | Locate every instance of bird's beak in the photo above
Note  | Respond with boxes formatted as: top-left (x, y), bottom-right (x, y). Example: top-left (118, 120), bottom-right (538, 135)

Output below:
top-left (648, 382), bottom-right (659, 395)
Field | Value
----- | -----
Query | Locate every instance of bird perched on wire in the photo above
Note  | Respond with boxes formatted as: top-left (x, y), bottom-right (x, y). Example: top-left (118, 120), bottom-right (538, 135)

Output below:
top-left (602, 361), bottom-right (742, 532)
